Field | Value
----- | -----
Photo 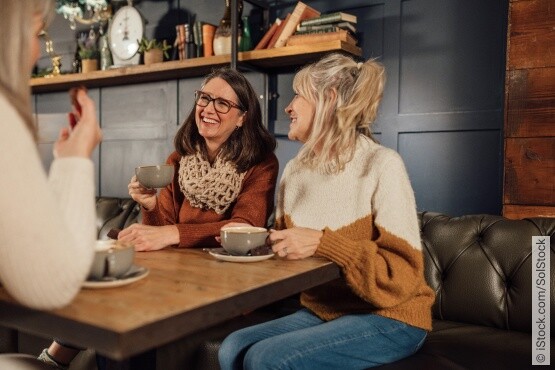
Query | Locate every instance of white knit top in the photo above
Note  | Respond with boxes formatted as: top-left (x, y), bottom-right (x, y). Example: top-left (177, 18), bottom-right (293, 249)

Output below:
top-left (0, 93), bottom-right (96, 310)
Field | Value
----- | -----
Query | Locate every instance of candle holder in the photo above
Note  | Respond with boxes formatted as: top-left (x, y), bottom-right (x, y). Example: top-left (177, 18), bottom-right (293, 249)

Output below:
top-left (40, 31), bottom-right (62, 78)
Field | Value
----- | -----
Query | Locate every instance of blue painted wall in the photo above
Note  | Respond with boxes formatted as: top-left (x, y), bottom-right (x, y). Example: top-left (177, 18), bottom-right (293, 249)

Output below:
top-left (35, 0), bottom-right (508, 216)
top-left (269, 0), bottom-right (508, 216)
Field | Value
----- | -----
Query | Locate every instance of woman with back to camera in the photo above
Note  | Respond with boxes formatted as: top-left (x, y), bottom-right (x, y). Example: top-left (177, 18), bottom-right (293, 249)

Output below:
top-left (117, 67), bottom-right (279, 251)
top-left (0, 0), bottom-right (102, 368)
top-left (218, 53), bottom-right (435, 369)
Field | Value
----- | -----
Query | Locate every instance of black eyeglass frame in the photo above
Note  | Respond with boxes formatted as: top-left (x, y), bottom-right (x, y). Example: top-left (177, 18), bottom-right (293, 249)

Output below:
top-left (194, 90), bottom-right (245, 114)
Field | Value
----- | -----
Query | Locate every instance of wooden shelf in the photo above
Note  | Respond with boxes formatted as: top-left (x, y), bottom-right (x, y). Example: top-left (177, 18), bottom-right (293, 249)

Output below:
top-left (31, 41), bottom-right (361, 93)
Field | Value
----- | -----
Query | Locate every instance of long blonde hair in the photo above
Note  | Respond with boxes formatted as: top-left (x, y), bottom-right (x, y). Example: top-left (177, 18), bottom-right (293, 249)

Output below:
top-left (293, 53), bottom-right (386, 173)
top-left (0, 0), bottom-right (55, 141)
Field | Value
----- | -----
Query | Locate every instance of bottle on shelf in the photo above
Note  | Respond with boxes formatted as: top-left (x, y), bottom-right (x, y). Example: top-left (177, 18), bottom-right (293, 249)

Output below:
top-left (99, 34), bottom-right (113, 70)
top-left (72, 42), bottom-right (81, 74)
top-left (239, 15), bottom-right (252, 52)
top-left (213, 0), bottom-right (243, 55)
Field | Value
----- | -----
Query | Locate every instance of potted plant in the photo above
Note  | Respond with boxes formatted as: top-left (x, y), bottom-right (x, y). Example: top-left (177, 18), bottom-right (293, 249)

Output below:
top-left (78, 33), bottom-right (99, 73)
top-left (138, 37), bottom-right (171, 66)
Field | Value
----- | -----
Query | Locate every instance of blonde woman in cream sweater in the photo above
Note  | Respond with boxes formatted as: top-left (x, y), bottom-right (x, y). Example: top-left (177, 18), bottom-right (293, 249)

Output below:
top-left (0, 0), bottom-right (102, 316)
top-left (219, 53), bottom-right (435, 369)
top-left (0, 2), bottom-right (101, 368)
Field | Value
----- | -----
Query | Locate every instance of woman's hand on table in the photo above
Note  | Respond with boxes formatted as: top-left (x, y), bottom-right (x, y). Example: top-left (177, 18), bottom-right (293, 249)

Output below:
top-left (268, 227), bottom-right (323, 260)
top-left (118, 224), bottom-right (179, 252)
top-left (128, 175), bottom-right (157, 211)
top-left (54, 89), bottom-right (102, 159)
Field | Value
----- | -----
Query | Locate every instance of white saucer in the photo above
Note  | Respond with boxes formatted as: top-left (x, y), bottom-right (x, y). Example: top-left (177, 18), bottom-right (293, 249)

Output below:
top-left (207, 248), bottom-right (274, 263)
top-left (83, 265), bottom-right (149, 289)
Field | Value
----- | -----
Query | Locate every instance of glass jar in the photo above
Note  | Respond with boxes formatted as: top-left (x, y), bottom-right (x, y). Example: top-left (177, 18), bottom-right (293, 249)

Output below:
top-left (213, 0), bottom-right (243, 55)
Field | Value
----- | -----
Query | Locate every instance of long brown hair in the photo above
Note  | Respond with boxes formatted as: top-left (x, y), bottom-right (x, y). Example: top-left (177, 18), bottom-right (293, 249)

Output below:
top-left (0, 0), bottom-right (55, 141)
top-left (174, 68), bottom-right (276, 172)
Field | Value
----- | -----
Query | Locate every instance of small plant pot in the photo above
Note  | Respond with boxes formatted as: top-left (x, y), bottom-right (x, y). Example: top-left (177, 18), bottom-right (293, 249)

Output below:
top-left (144, 49), bottom-right (164, 66)
top-left (81, 59), bottom-right (98, 73)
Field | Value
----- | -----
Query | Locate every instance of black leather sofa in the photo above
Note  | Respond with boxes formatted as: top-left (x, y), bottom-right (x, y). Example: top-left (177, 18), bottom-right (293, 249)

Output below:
top-left (377, 212), bottom-right (555, 370)
top-left (1, 198), bottom-right (553, 370)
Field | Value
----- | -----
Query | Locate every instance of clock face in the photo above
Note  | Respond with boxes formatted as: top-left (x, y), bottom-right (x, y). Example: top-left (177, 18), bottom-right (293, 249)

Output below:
top-left (108, 6), bottom-right (143, 61)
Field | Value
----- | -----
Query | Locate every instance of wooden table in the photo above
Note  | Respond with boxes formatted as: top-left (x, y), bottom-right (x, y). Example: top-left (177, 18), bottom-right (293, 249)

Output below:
top-left (0, 248), bottom-right (340, 367)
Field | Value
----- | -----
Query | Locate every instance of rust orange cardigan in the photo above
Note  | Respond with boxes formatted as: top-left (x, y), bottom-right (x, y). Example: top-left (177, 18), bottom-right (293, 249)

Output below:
top-left (143, 151), bottom-right (278, 248)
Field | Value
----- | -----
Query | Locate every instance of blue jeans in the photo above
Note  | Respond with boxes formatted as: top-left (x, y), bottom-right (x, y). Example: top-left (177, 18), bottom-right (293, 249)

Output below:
top-left (219, 309), bottom-right (427, 370)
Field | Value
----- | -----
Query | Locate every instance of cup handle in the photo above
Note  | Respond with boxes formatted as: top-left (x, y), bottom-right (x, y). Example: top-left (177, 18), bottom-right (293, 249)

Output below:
top-left (104, 253), bottom-right (116, 277)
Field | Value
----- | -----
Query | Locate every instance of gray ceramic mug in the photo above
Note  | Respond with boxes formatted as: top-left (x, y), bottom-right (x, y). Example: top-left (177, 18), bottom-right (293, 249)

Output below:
top-left (220, 226), bottom-right (269, 255)
top-left (88, 240), bottom-right (135, 280)
top-left (135, 164), bottom-right (174, 188)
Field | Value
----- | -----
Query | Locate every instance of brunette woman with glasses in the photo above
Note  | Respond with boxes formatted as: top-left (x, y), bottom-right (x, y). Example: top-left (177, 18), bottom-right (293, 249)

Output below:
top-left (41, 68), bottom-right (278, 369)
top-left (117, 68), bottom-right (278, 251)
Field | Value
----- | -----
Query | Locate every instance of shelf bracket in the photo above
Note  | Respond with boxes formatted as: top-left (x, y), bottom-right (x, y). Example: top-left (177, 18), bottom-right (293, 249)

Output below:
top-left (231, 0), bottom-right (239, 70)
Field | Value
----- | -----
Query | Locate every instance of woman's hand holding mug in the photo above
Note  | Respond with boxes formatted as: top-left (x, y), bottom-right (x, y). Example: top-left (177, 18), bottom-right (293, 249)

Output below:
top-left (128, 175), bottom-right (157, 211)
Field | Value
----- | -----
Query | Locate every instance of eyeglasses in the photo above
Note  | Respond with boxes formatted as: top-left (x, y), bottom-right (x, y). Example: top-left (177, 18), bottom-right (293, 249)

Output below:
top-left (194, 91), bottom-right (244, 114)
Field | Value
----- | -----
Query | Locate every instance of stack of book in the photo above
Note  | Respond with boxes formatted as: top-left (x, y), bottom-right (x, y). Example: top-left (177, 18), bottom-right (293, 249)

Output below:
top-left (175, 24), bottom-right (192, 60)
top-left (174, 21), bottom-right (217, 60)
top-left (254, 3), bottom-right (358, 49)
top-left (254, 1), bottom-right (320, 49)
top-left (286, 11), bottom-right (358, 47)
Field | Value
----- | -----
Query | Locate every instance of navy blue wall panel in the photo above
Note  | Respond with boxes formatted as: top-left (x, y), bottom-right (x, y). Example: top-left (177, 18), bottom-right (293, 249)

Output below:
top-left (273, 0), bottom-right (507, 216)
top-left (399, 130), bottom-right (502, 215)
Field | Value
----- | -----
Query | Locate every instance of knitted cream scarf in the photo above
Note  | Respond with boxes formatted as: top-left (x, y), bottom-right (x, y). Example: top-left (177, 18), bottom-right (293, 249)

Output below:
top-left (178, 152), bottom-right (245, 214)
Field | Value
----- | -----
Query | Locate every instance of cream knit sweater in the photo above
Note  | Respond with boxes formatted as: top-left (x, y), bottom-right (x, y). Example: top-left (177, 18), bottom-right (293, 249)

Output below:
top-left (0, 93), bottom-right (96, 310)
top-left (276, 135), bottom-right (435, 331)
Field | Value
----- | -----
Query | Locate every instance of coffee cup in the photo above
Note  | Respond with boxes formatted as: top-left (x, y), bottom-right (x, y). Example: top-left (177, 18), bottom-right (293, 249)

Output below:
top-left (220, 226), bottom-right (269, 256)
top-left (135, 164), bottom-right (174, 188)
top-left (88, 240), bottom-right (135, 280)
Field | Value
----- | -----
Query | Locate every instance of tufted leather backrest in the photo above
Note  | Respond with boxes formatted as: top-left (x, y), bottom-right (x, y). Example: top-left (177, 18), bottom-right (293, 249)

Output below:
top-left (96, 197), bottom-right (142, 239)
top-left (419, 212), bottom-right (555, 333)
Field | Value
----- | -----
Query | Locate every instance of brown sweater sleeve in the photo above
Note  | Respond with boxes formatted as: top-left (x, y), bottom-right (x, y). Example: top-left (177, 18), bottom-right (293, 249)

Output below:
top-left (317, 225), bottom-right (426, 309)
